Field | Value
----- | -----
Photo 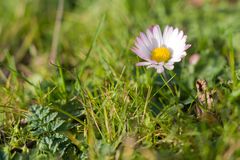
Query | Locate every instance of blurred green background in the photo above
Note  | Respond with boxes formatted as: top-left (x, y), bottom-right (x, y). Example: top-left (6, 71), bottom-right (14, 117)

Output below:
top-left (0, 0), bottom-right (240, 159)
top-left (1, 0), bottom-right (240, 83)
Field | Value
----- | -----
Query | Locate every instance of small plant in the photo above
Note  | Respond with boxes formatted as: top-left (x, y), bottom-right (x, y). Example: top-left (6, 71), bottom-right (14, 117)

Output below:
top-left (27, 105), bottom-right (77, 158)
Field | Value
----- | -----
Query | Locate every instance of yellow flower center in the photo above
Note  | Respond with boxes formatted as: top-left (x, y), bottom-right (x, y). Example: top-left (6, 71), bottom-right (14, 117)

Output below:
top-left (151, 47), bottom-right (171, 62)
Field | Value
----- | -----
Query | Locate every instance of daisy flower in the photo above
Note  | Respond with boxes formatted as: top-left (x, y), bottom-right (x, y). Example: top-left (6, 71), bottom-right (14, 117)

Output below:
top-left (132, 25), bottom-right (191, 73)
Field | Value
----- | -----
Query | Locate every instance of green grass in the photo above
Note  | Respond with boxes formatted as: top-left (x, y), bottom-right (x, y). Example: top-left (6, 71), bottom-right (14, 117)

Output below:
top-left (0, 0), bottom-right (240, 159)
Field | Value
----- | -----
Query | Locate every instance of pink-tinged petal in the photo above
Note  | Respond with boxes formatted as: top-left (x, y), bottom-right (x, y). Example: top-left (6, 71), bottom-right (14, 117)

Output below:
top-left (144, 26), bottom-right (160, 50)
top-left (146, 28), bottom-right (154, 43)
top-left (136, 62), bottom-right (151, 66)
top-left (148, 25), bottom-right (155, 32)
top-left (131, 48), bottom-right (150, 61)
top-left (136, 37), bottom-right (151, 53)
top-left (134, 39), bottom-right (151, 57)
top-left (140, 32), bottom-right (153, 50)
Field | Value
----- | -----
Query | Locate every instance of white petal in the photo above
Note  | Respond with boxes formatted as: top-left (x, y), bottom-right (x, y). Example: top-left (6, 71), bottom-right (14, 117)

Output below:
top-left (169, 57), bottom-right (181, 63)
top-left (178, 30), bottom-right (184, 40)
top-left (152, 25), bottom-right (163, 47)
top-left (146, 64), bottom-right (156, 69)
top-left (163, 26), bottom-right (174, 45)
top-left (136, 62), bottom-right (151, 66)
top-left (162, 26), bottom-right (190, 63)
top-left (164, 63), bottom-right (174, 70)
top-left (151, 38), bottom-right (159, 49)
top-left (185, 44), bottom-right (191, 50)
top-left (169, 50), bottom-right (187, 63)
top-left (156, 65), bottom-right (164, 73)
top-left (180, 52), bottom-right (187, 58)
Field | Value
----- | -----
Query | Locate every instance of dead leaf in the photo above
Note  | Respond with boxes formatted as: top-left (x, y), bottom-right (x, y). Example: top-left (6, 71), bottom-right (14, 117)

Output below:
top-left (196, 79), bottom-right (216, 109)
top-left (194, 79), bottom-right (219, 124)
